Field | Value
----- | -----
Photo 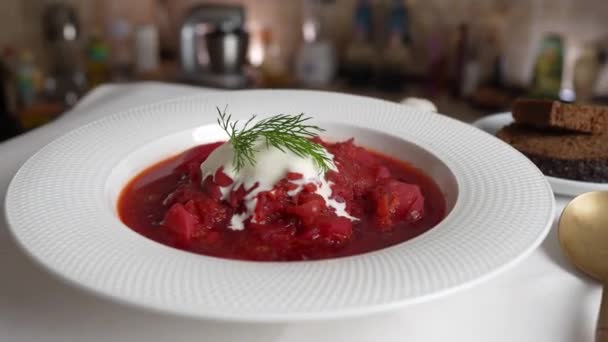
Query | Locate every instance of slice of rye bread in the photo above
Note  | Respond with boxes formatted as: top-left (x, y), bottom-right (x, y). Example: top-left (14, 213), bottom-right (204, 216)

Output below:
top-left (512, 98), bottom-right (608, 134)
top-left (497, 123), bottom-right (608, 182)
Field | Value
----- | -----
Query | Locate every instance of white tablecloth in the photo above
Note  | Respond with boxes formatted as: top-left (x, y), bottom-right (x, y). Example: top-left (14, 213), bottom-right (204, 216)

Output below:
top-left (0, 82), bottom-right (601, 342)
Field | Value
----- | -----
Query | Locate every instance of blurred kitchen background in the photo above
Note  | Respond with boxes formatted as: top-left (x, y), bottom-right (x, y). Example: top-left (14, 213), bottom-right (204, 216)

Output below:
top-left (1, 0), bottom-right (608, 142)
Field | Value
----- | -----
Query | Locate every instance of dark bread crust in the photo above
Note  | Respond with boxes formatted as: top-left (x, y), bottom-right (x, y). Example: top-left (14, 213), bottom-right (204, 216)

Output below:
top-left (513, 99), bottom-right (608, 134)
top-left (497, 124), bottom-right (608, 159)
top-left (522, 152), bottom-right (608, 183)
top-left (497, 124), bottom-right (608, 182)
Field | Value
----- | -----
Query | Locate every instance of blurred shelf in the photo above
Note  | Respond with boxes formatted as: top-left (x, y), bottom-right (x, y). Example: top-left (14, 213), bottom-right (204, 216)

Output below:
top-left (119, 61), bottom-right (496, 123)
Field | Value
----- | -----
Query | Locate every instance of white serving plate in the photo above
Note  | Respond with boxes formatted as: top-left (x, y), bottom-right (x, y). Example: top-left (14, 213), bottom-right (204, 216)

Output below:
top-left (472, 112), bottom-right (608, 197)
top-left (5, 90), bottom-right (554, 322)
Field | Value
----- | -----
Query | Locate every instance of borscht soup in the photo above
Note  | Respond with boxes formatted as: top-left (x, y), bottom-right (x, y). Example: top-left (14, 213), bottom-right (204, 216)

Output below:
top-left (118, 112), bottom-right (446, 261)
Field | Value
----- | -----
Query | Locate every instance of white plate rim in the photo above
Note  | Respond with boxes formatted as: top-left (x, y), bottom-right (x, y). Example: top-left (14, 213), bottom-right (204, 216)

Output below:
top-left (5, 90), bottom-right (555, 322)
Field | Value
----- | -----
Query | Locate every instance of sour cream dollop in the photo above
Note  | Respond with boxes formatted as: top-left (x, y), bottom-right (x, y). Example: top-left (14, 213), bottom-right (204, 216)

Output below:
top-left (200, 139), bottom-right (356, 230)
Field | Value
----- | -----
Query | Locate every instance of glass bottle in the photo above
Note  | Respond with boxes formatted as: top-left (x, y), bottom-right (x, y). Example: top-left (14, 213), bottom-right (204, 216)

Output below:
top-left (295, 0), bottom-right (337, 87)
top-left (344, 0), bottom-right (375, 86)
top-left (85, 29), bottom-right (111, 88)
top-left (451, 23), bottom-right (469, 97)
top-left (529, 33), bottom-right (564, 99)
top-left (259, 28), bottom-right (290, 87)
top-left (0, 58), bottom-right (20, 141)
top-left (377, 0), bottom-right (412, 91)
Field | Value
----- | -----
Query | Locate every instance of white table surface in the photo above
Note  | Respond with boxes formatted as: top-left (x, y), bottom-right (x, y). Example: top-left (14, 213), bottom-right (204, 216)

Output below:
top-left (0, 82), bottom-right (601, 342)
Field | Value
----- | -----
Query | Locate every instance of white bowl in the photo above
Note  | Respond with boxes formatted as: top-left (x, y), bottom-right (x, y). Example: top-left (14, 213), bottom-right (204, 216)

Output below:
top-left (5, 90), bottom-right (555, 322)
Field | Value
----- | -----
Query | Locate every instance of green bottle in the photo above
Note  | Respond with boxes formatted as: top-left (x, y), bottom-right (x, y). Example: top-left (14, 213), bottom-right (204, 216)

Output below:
top-left (529, 33), bottom-right (564, 99)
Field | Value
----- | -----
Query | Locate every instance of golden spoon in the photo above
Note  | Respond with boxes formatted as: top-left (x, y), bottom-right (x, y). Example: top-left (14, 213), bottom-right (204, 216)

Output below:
top-left (559, 191), bottom-right (608, 342)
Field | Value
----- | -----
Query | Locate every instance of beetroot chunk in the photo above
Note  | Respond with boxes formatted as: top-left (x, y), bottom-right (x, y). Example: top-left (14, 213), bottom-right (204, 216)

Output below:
top-left (163, 203), bottom-right (199, 243)
top-left (317, 217), bottom-right (353, 245)
top-left (372, 180), bottom-right (424, 229)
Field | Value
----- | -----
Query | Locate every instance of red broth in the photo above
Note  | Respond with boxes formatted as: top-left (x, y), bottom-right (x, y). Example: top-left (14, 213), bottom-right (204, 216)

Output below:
top-left (118, 139), bottom-right (446, 261)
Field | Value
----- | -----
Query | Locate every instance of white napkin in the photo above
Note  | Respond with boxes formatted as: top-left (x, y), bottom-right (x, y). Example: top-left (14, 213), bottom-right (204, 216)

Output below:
top-left (0, 82), bottom-right (600, 342)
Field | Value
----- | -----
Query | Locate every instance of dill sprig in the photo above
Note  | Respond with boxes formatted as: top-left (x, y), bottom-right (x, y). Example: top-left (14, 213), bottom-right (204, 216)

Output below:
top-left (216, 107), bottom-right (332, 173)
